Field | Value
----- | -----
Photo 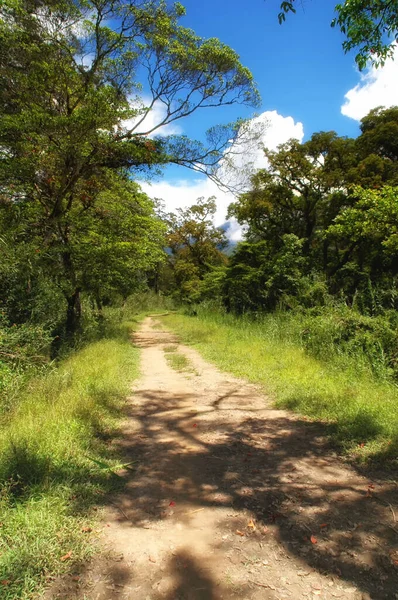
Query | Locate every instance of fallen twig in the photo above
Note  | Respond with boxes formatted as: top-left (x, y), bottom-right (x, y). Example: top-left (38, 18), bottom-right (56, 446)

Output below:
top-left (249, 580), bottom-right (274, 589)
top-left (109, 500), bottom-right (130, 521)
top-left (185, 507), bottom-right (205, 515)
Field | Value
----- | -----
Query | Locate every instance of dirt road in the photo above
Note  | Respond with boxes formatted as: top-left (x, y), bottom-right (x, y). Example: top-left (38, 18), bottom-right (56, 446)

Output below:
top-left (50, 316), bottom-right (398, 599)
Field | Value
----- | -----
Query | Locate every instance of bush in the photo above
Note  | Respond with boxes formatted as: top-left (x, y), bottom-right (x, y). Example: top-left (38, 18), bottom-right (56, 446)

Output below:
top-left (298, 306), bottom-right (398, 379)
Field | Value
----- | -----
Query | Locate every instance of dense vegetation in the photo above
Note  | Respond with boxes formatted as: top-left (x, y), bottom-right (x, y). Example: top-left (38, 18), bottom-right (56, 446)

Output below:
top-left (1, 0), bottom-right (398, 596)
top-left (0, 311), bottom-right (140, 599)
top-left (158, 106), bottom-right (398, 468)
top-left (0, 0), bottom-right (258, 398)
top-left (0, 1), bottom-right (256, 596)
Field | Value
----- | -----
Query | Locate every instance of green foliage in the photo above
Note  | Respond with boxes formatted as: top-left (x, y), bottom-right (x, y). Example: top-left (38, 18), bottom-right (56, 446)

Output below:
top-left (227, 107), bottom-right (398, 318)
top-left (0, 320), bottom-right (140, 599)
top-left (166, 197), bottom-right (228, 302)
top-left (197, 265), bottom-right (228, 302)
top-left (0, 320), bottom-right (54, 413)
top-left (0, 0), bottom-right (258, 336)
top-left (333, 0), bottom-right (398, 69)
top-left (328, 185), bottom-right (398, 257)
top-left (224, 235), bottom-right (307, 313)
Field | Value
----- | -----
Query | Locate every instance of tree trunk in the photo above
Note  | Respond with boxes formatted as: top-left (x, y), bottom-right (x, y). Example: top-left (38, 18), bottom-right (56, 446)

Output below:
top-left (95, 293), bottom-right (103, 312)
top-left (66, 287), bottom-right (82, 335)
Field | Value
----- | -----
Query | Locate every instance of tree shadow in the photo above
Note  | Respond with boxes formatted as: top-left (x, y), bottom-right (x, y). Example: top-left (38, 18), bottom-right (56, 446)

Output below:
top-left (162, 551), bottom-right (221, 600)
top-left (109, 384), bottom-right (398, 600)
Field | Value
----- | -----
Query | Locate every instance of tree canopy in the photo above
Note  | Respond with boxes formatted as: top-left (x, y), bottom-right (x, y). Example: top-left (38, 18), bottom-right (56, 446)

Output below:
top-left (165, 197), bottom-right (227, 301)
top-left (0, 0), bottom-right (259, 334)
top-left (225, 106), bottom-right (398, 313)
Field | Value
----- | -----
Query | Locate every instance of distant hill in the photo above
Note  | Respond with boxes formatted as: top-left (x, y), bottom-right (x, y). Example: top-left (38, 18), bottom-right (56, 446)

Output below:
top-left (219, 221), bottom-right (239, 256)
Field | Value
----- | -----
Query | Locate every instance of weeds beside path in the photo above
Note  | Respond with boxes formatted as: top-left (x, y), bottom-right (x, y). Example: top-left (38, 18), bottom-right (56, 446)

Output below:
top-left (0, 321), bottom-right (140, 600)
top-left (47, 316), bottom-right (398, 600)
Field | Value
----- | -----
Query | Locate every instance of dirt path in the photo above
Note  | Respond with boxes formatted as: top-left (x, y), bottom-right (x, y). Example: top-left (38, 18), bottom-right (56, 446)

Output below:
top-left (49, 317), bottom-right (397, 600)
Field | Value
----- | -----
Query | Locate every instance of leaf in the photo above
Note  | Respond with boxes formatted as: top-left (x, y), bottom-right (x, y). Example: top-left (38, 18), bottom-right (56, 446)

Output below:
top-left (310, 535), bottom-right (317, 544)
top-left (85, 455), bottom-right (136, 474)
top-left (247, 519), bottom-right (256, 530)
top-left (236, 529), bottom-right (245, 536)
top-left (81, 526), bottom-right (92, 533)
top-left (320, 523), bottom-right (328, 528)
top-left (60, 551), bottom-right (72, 562)
top-left (1, 580), bottom-right (11, 586)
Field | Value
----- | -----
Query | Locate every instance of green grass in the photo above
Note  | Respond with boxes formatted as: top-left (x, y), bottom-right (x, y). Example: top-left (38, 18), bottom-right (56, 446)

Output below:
top-left (163, 345), bottom-right (196, 374)
top-left (0, 321), bottom-right (139, 599)
top-left (162, 310), bottom-right (398, 467)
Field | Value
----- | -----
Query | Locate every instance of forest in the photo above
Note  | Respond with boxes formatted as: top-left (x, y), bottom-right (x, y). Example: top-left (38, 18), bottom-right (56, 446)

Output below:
top-left (1, 1), bottom-right (398, 598)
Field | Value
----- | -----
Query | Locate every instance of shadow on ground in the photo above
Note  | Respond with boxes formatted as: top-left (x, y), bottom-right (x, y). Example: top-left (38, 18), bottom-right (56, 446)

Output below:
top-left (109, 384), bottom-right (398, 600)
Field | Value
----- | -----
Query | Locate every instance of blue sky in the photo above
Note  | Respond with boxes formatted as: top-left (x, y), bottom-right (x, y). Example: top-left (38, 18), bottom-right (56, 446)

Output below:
top-left (178, 0), bottom-right (360, 139)
top-left (138, 0), bottom-right (398, 236)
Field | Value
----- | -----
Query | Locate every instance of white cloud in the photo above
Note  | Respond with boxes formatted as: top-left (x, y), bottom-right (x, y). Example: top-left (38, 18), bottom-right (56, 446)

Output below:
top-left (140, 110), bottom-right (304, 240)
top-left (122, 98), bottom-right (182, 137)
top-left (74, 53), bottom-right (95, 69)
top-left (217, 111), bottom-right (304, 190)
top-left (341, 44), bottom-right (398, 120)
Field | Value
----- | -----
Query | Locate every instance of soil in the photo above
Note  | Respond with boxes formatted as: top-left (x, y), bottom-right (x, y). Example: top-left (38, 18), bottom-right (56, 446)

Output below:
top-left (47, 316), bottom-right (398, 600)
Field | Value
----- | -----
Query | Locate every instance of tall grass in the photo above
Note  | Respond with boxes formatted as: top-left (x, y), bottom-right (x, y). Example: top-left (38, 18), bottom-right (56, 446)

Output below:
top-left (163, 307), bottom-right (398, 467)
top-left (0, 321), bottom-right (139, 599)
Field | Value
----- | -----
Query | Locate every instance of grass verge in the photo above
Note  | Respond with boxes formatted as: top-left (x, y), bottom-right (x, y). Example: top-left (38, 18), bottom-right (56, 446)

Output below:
top-left (161, 310), bottom-right (398, 468)
top-left (0, 321), bottom-right (139, 599)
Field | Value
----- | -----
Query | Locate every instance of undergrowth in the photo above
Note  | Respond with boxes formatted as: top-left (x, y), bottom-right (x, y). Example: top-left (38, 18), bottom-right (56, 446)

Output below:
top-left (0, 319), bottom-right (139, 599)
top-left (162, 307), bottom-right (398, 468)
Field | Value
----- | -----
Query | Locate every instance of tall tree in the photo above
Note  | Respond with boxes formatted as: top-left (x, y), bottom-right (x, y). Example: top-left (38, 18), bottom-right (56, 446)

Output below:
top-left (0, 0), bottom-right (259, 331)
top-left (228, 131), bottom-right (356, 263)
top-left (226, 107), bottom-right (398, 312)
top-left (166, 197), bottom-right (227, 301)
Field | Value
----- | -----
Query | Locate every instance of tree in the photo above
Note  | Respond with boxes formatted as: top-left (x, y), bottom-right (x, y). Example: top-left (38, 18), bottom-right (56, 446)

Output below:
top-left (278, 1), bottom-right (398, 68)
top-left (166, 197), bottom-right (227, 301)
top-left (356, 107), bottom-right (398, 182)
top-left (0, 171), bottom-right (166, 330)
top-left (228, 131), bottom-right (356, 264)
top-left (226, 107), bottom-right (398, 313)
top-left (67, 175), bottom-right (167, 310)
top-left (327, 185), bottom-right (398, 297)
top-left (0, 0), bottom-right (259, 332)
top-left (224, 234), bottom-right (306, 313)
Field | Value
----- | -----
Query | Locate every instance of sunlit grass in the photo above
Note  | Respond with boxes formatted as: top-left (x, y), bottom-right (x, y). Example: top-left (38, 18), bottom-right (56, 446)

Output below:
top-left (162, 310), bottom-right (398, 467)
top-left (164, 344), bottom-right (196, 374)
top-left (0, 322), bottom-right (139, 599)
